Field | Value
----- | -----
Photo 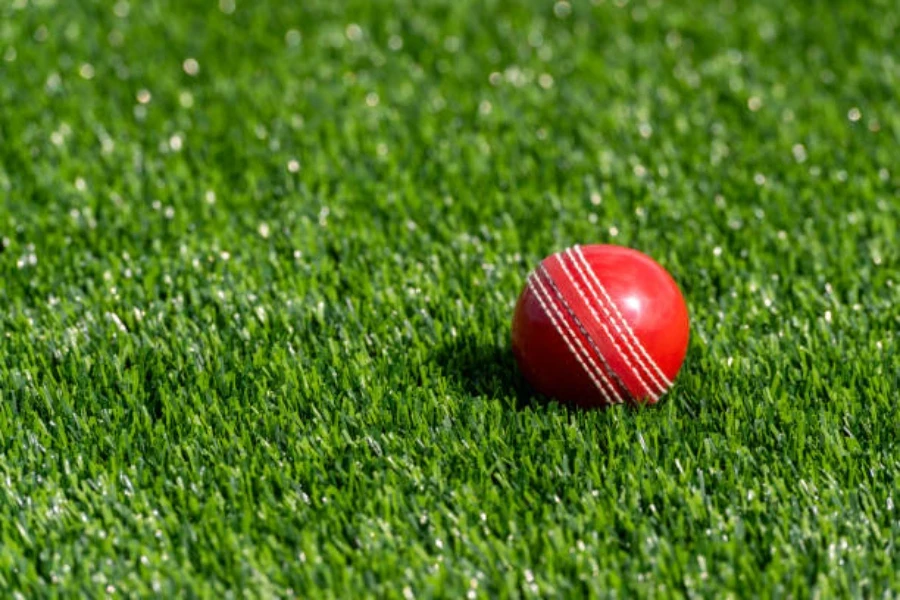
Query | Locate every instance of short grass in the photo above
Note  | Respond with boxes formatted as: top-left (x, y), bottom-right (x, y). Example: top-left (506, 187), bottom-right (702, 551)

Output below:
top-left (1, 0), bottom-right (899, 597)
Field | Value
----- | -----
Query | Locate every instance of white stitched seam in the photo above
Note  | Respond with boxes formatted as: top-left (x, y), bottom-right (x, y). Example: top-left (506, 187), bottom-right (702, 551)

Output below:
top-left (536, 266), bottom-right (626, 405)
top-left (572, 245), bottom-right (673, 392)
top-left (555, 253), bottom-right (660, 401)
top-left (527, 273), bottom-right (619, 405)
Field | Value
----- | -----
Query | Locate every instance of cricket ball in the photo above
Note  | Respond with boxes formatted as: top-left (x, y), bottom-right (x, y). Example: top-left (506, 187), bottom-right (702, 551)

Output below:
top-left (511, 244), bottom-right (689, 408)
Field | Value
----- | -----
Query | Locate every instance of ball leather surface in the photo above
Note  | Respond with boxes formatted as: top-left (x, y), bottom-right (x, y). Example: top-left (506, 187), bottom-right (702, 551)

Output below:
top-left (511, 244), bottom-right (690, 408)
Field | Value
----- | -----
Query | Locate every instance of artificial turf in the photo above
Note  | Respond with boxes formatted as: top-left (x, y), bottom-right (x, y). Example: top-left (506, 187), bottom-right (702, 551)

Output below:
top-left (1, 0), bottom-right (899, 596)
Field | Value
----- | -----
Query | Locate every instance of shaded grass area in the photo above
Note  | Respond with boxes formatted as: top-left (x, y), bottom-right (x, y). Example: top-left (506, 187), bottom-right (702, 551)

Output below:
top-left (0, 0), bottom-right (899, 596)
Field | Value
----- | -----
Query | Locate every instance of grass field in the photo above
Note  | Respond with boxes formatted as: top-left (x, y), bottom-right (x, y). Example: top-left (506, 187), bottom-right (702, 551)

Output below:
top-left (1, 0), bottom-right (899, 596)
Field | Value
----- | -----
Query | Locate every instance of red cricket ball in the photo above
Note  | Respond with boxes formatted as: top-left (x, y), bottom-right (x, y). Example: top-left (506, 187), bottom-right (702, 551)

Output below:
top-left (511, 244), bottom-right (690, 409)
